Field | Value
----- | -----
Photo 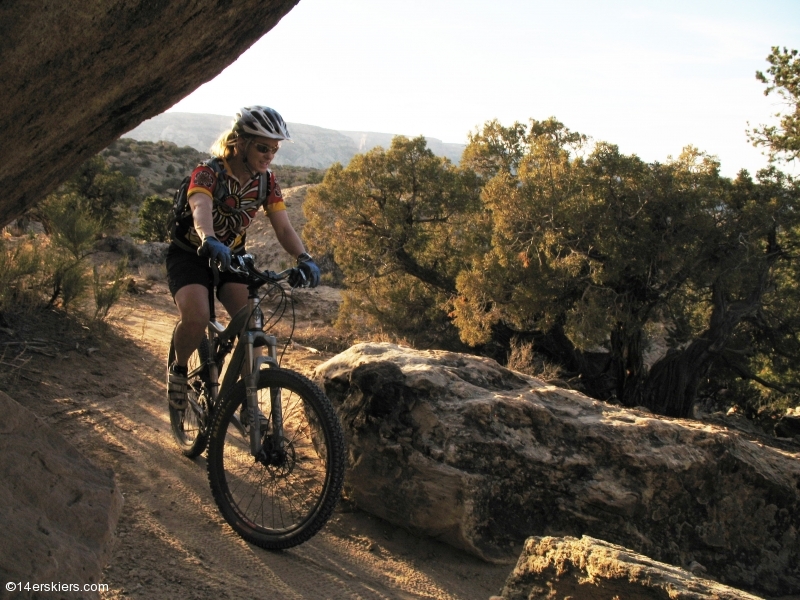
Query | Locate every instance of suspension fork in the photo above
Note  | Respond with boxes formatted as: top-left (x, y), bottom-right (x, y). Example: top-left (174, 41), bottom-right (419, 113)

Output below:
top-left (242, 287), bottom-right (281, 456)
top-left (243, 331), bottom-right (280, 456)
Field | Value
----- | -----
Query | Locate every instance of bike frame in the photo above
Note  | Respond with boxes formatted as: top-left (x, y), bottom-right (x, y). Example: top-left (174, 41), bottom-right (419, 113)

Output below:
top-left (172, 255), bottom-right (344, 550)
top-left (193, 273), bottom-right (288, 459)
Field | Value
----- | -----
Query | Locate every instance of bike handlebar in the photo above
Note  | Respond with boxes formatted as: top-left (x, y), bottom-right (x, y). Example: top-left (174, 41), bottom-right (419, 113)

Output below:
top-left (214, 254), bottom-right (307, 288)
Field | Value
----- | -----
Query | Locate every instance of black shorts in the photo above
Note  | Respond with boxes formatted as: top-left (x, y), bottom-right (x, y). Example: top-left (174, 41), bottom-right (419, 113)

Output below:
top-left (166, 243), bottom-right (249, 299)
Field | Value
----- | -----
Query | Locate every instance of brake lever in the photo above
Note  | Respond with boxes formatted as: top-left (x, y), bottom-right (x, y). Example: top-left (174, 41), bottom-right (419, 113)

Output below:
top-left (294, 268), bottom-right (308, 289)
top-left (226, 254), bottom-right (252, 276)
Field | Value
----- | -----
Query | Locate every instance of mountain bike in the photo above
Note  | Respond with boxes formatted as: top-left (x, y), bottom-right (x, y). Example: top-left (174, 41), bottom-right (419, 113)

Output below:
top-left (166, 254), bottom-right (346, 549)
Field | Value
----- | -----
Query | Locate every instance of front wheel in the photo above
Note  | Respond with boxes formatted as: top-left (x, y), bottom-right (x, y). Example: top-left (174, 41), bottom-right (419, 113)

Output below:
top-left (206, 368), bottom-right (346, 549)
top-left (167, 326), bottom-right (211, 458)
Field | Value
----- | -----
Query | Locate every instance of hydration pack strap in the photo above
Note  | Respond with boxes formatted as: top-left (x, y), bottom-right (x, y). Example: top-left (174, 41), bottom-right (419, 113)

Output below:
top-left (202, 157), bottom-right (269, 204)
top-left (257, 170), bottom-right (268, 204)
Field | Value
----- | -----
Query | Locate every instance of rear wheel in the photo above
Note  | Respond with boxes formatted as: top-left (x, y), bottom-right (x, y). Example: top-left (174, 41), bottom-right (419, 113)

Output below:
top-left (167, 326), bottom-right (211, 458)
top-left (206, 368), bottom-right (345, 549)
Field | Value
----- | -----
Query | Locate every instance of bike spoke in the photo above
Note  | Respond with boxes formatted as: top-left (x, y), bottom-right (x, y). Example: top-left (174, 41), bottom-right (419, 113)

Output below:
top-left (208, 369), bottom-right (344, 547)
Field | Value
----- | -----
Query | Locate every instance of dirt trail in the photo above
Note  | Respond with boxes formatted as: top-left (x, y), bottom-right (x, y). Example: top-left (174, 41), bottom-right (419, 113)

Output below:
top-left (5, 279), bottom-right (510, 600)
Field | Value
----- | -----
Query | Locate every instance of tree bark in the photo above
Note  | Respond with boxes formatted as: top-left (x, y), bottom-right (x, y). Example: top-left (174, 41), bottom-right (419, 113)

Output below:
top-left (611, 325), bottom-right (645, 407)
top-left (640, 341), bottom-right (712, 417)
top-left (642, 251), bottom-right (777, 417)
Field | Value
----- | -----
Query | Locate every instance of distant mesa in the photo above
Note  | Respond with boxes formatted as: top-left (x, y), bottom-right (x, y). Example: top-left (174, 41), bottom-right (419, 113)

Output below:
top-left (125, 112), bottom-right (465, 169)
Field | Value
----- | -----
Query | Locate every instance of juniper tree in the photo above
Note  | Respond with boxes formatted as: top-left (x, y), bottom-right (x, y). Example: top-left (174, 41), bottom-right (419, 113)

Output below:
top-left (455, 119), bottom-right (800, 416)
top-left (303, 136), bottom-right (482, 346)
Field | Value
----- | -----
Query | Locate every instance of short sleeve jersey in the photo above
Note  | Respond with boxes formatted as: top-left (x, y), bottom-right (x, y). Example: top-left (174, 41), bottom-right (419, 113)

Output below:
top-left (173, 157), bottom-right (285, 253)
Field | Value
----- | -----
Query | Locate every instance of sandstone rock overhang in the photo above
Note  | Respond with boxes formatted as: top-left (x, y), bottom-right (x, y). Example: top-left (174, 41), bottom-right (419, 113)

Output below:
top-left (0, 0), bottom-right (300, 227)
top-left (315, 342), bottom-right (800, 598)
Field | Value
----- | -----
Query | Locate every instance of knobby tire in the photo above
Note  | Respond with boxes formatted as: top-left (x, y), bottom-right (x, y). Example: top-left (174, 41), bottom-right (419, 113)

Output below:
top-left (206, 368), bottom-right (345, 549)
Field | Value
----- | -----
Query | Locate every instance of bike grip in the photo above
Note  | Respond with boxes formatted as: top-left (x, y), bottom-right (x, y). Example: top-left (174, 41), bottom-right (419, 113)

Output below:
top-left (287, 267), bottom-right (307, 288)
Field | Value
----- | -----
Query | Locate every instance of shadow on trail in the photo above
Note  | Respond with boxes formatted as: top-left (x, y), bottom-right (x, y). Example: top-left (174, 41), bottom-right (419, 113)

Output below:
top-left (1, 303), bottom-right (509, 600)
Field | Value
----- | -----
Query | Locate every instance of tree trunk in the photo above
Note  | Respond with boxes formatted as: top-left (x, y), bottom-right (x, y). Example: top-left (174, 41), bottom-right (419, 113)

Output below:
top-left (488, 321), bottom-right (616, 400)
top-left (611, 324), bottom-right (645, 407)
top-left (642, 271), bottom-right (773, 417)
top-left (640, 342), bottom-right (712, 417)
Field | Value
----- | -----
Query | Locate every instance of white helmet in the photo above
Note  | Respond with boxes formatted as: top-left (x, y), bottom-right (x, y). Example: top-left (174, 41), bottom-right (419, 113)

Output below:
top-left (233, 106), bottom-right (291, 141)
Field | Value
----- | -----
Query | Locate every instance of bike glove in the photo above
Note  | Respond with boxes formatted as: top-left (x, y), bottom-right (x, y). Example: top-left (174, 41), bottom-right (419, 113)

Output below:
top-left (290, 252), bottom-right (321, 288)
top-left (197, 236), bottom-right (231, 271)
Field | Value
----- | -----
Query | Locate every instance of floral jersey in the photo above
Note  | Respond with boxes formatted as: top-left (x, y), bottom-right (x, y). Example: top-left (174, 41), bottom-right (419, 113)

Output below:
top-left (173, 158), bottom-right (285, 253)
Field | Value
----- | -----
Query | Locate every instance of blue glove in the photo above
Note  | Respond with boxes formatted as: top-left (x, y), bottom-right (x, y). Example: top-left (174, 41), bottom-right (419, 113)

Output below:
top-left (290, 253), bottom-right (320, 288)
top-left (197, 236), bottom-right (231, 271)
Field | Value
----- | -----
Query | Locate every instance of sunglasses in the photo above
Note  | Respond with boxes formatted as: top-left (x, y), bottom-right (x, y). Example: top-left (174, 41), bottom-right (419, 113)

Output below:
top-left (254, 142), bottom-right (280, 155)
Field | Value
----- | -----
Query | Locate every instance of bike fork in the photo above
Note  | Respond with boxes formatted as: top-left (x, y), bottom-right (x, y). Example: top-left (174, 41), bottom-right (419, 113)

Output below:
top-left (244, 332), bottom-right (281, 457)
top-left (245, 373), bottom-right (262, 456)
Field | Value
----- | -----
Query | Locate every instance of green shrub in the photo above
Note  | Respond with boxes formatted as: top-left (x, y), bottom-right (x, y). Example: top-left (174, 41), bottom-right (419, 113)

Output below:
top-left (93, 257), bottom-right (129, 320)
top-left (36, 193), bottom-right (100, 309)
top-left (0, 237), bottom-right (43, 312)
top-left (58, 262), bottom-right (89, 311)
top-left (306, 170), bottom-right (325, 184)
top-left (136, 195), bottom-right (173, 242)
top-left (118, 163), bottom-right (141, 178)
top-left (161, 177), bottom-right (184, 190)
top-left (43, 192), bottom-right (101, 259)
top-left (42, 248), bottom-right (89, 311)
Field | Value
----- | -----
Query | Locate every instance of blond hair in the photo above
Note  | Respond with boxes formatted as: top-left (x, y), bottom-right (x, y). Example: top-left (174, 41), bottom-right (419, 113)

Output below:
top-left (210, 129), bottom-right (239, 159)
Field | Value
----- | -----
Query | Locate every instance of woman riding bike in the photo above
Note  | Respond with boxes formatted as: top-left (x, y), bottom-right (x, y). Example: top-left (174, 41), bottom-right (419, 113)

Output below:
top-left (166, 106), bottom-right (320, 410)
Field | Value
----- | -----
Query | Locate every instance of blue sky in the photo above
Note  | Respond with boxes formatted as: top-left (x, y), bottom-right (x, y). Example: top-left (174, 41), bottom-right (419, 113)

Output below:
top-left (169, 0), bottom-right (800, 176)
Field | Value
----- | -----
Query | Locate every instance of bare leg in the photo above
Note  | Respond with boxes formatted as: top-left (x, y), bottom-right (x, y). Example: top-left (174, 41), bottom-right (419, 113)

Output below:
top-left (172, 284), bottom-right (211, 367)
top-left (218, 282), bottom-right (263, 359)
top-left (217, 282), bottom-right (249, 319)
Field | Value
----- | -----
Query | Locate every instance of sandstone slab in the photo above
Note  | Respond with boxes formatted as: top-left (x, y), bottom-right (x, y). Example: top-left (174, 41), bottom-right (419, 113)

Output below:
top-left (495, 536), bottom-right (764, 600)
top-left (315, 343), bottom-right (800, 597)
top-left (0, 391), bottom-right (123, 599)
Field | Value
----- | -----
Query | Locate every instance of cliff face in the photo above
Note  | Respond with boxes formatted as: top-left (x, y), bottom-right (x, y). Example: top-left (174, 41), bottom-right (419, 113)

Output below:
top-left (0, 0), bottom-right (300, 227)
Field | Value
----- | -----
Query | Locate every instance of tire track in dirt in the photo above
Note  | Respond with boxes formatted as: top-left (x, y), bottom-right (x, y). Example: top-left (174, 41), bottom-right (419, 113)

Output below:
top-left (8, 284), bottom-right (510, 599)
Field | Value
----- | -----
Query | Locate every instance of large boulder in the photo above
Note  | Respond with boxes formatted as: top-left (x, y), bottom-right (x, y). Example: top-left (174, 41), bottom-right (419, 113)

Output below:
top-left (314, 343), bottom-right (800, 598)
top-left (494, 536), bottom-right (763, 600)
top-left (0, 0), bottom-right (299, 226)
top-left (0, 391), bottom-right (123, 597)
